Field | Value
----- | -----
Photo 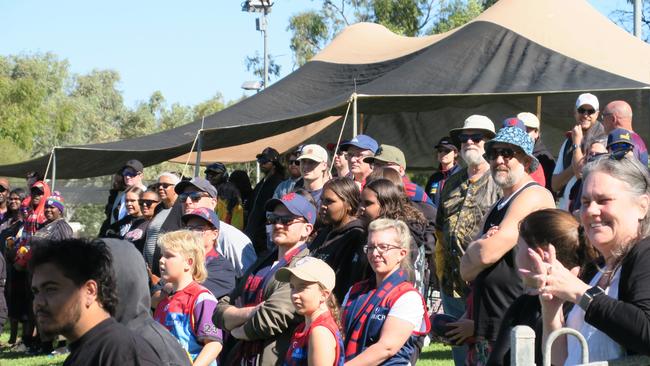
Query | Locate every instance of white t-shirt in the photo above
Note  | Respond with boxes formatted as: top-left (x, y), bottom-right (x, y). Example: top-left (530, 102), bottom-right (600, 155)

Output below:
top-left (217, 221), bottom-right (257, 278)
top-left (552, 141), bottom-right (577, 211)
top-left (564, 269), bottom-right (623, 366)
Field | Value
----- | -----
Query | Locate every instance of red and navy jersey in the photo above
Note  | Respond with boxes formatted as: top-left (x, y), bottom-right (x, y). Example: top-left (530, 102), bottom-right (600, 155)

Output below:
top-left (153, 281), bottom-right (222, 366)
top-left (284, 312), bottom-right (345, 366)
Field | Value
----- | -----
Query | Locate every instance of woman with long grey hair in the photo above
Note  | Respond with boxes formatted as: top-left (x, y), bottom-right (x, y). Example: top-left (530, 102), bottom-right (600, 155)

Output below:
top-left (523, 156), bottom-right (650, 364)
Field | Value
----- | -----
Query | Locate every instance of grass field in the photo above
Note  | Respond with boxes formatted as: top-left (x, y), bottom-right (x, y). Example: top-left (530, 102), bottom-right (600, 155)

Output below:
top-left (0, 328), bottom-right (453, 365)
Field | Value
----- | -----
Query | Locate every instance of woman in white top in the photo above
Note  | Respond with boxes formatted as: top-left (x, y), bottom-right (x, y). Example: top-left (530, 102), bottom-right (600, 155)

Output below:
top-left (524, 156), bottom-right (650, 364)
top-left (341, 218), bottom-right (429, 365)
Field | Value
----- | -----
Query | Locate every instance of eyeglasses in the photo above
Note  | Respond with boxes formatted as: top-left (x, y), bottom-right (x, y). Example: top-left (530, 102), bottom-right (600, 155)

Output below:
top-left (577, 107), bottom-right (597, 115)
top-left (266, 213), bottom-right (305, 226)
top-left (484, 147), bottom-right (517, 161)
top-left (348, 151), bottom-right (373, 160)
top-left (139, 199), bottom-right (159, 207)
top-left (335, 151), bottom-right (347, 157)
top-left (157, 182), bottom-right (174, 189)
top-left (179, 192), bottom-right (210, 202)
top-left (289, 160), bottom-right (300, 166)
top-left (363, 243), bottom-right (403, 254)
top-left (457, 133), bottom-right (484, 144)
top-left (122, 170), bottom-right (139, 177)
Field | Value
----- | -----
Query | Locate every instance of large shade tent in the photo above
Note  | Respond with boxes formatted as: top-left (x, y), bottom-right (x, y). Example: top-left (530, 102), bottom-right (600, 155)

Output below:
top-left (1, 0), bottom-right (649, 179)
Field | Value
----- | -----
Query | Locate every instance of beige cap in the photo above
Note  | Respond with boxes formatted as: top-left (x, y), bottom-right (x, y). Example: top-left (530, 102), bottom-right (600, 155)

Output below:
top-left (275, 257), bottom-right (336, 291)
top-left (297, 144), bottom-right (329, 163)
top-left (363, 144), bottom-right (406, 168)
top-left (449, 114), bottom-right (496, 139)
top-left (517, 112), bottom-right (540, 130)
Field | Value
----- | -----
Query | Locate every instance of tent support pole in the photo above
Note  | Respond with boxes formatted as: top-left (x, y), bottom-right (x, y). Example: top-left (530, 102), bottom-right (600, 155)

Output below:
top-left (194, 130), bottom-right (203, 178)
top-left (352, 93), bottom-right (358, 137)
top-left (51, 148), bottom-right (57, 192)
top-left (359, 113), bottom-right (364, 134)
top-left (536, 95), bottom-right (542, 120)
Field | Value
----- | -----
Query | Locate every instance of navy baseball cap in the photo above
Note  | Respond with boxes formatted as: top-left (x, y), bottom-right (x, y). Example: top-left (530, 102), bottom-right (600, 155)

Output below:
top-left (182, 207), bottom-right (220, 229)
top-left (174, 177), bottom-right (218, 198)
top-left (607, 128), bottom-right (635, 148)
top-left (265, 192), bottom-right (317, 225)
top-left (340, 134), bottom-right (379, 153)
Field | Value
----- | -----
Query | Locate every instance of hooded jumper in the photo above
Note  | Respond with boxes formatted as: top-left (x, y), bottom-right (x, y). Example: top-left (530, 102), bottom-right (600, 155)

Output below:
top-left (102, 238), bottom-right (191, 366)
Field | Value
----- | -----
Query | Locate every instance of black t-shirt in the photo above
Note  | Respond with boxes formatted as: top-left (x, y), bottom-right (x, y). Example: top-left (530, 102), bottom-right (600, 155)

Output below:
top-left (473, 183), bottom-right (537, 342)
top-left (64, 317), bottom-right (163, 366)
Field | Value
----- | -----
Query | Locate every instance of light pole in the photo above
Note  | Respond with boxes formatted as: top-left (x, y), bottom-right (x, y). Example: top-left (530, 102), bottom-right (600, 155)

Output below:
top-left (242, 0), bottom-right (273, 90)
top-left (242, 1), bottom-right (273, 183)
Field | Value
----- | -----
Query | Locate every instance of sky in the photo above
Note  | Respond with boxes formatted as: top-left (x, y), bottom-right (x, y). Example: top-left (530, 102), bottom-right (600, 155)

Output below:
top-left (0, 0), bottom-right (636, 109)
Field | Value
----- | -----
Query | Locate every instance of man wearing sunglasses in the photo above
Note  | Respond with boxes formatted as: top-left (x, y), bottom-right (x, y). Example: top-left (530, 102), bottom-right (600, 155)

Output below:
top-left (460, 119), bottom-right (555, 361)
top-left (174, 177), bottom-right (256, 279)
top-left (551, 93), bottom-right (605, 211)
top-left (214, 193), bottom-right (314, 365)
top-left (273, 148), bottom-right (303, 199)
top-left (435, 115), bottom-right (501, 366)
top-left (246, 147), bottom-right (285, 255)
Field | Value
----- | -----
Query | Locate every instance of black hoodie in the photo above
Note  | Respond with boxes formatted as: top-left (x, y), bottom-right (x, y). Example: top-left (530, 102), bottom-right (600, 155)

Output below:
top-left (309, 219), bottom-right (370, 302)
top-left (102, 238), bottom-right (191, 366)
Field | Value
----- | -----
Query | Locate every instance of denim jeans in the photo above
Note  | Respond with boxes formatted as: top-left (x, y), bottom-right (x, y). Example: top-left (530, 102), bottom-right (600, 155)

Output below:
top-left (441, 291), bottom-right (468, 366)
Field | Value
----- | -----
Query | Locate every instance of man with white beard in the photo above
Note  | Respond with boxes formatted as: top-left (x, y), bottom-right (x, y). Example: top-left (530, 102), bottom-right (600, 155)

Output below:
top-left (434, 115), bottom-right (501, 366)
top-left (460, 118), bottom-right (555, 361)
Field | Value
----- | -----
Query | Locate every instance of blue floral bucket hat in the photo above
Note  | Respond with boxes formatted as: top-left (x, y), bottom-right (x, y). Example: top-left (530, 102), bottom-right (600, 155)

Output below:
top-left (485, 118), bottom-right (539, 172)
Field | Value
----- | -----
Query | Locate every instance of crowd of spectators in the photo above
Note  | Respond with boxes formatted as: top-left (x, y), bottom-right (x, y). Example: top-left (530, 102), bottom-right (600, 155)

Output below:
top-left (1, 93), bottom-right (649, 366)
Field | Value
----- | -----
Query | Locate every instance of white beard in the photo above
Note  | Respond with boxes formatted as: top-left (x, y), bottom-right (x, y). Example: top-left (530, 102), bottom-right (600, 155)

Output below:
top-left (461, 149), bottom-right (486, 166)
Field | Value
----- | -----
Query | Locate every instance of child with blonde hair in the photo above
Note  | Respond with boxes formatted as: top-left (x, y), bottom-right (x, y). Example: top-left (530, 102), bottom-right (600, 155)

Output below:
top-left (153, 230), bottom-right (222, 366)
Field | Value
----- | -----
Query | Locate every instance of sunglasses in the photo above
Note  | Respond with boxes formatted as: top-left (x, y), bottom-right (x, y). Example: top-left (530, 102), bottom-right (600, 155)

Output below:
top-left (257, 157), bottom-right (270, 164)
top-left (0, 186), bottom-right (6, 193)
top-left (30, 188), bottom-right (44, 196)
top-left (139, 199), bottom-right (159, 207)
top-left (437, 148), bottom-right (452, 155)
top-left (457, 133), bottom-right (484, 144)
top-left (179, 191), bottom-right (210, 202)
top-left (577, 107), bottom-right (597, 115)
top-left (157, 182), bottom-right (174, 189)
top-left (289, 160), bottom-right (300, 166)
top-left (484, 147), bottom-right (517, 161)
top-left (266, 213), bottom-right (305, 226)
top-left (122, 170), bottom-right (139, 177)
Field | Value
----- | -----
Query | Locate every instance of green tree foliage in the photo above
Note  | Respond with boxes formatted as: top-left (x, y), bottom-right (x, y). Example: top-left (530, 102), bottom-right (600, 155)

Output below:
top-left (244, 52), bottom-right (282, 84)
top-left (288, 11), bottom-right (330, 66)
top-left (0, 53), bottom-right (231, 161)
top-left (428, 0), bottom-right (484, 34)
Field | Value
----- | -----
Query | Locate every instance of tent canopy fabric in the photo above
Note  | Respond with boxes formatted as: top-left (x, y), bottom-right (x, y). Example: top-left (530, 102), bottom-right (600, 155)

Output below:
top-left (1, 0), bottom-right (649, 178)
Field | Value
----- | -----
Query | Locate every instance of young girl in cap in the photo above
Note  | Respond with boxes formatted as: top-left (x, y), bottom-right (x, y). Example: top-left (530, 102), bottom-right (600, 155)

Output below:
top-left (275, 257), bottom-right (344, 366)
top-left (153, 230), bottom-right (223, 366)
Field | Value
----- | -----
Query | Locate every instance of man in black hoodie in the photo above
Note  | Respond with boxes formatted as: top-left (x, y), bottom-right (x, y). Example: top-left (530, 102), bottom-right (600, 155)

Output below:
top-left (102, 238), bottom-right (191, 366)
